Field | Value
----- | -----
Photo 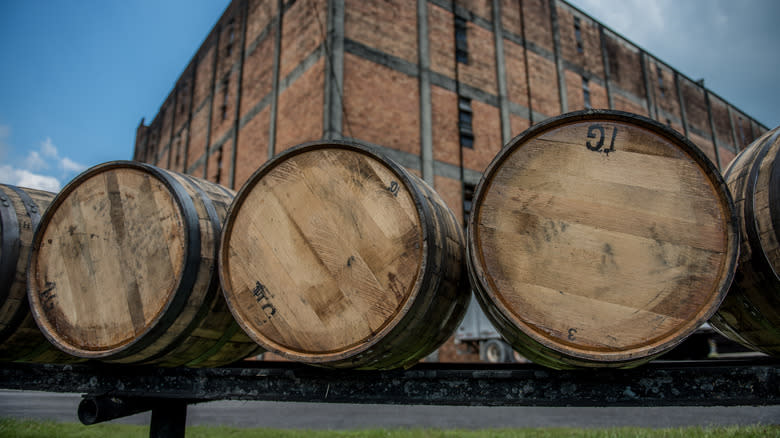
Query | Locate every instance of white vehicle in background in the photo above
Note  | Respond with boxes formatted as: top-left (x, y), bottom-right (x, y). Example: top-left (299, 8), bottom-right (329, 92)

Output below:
top-left (455, 293), bottom-right (756, 363)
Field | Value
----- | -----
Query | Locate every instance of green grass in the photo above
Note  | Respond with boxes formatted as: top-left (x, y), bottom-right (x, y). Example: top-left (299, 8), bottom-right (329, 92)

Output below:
top-left (0, 418), bottom-right (777, 438)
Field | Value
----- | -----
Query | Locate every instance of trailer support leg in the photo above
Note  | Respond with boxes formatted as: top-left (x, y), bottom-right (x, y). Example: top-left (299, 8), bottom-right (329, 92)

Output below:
top-left (149, 400), bottom-right (187, 438)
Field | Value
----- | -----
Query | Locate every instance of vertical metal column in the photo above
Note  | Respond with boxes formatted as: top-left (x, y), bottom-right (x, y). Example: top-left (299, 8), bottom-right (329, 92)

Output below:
top-left (229, 0), bottom-right (250, 189)
top-left (548, 0), bottom-right (567, 114)
top-left (674, 71), bottom-right (689, 138)
top-left (598, 25), bottom-right (613, 110)
top-left (418, 0), bottom-right (434, 185)
top-left (493, 0), bottom-right (511, 144)
top-left (268, 0), bottom-right (283, 159)
top-left (203, 25), bottom-right (222, 178)
top-left (323, 0), bottom-right (345, 140)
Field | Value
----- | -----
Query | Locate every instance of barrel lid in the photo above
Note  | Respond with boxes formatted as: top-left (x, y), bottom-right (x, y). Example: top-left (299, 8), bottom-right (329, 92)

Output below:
top-left (28, 161), bottom-right (195, 357)
top-left (468, 110), bottom-right (738, 363)
top-left (220, 141), bottom-right (425, 363)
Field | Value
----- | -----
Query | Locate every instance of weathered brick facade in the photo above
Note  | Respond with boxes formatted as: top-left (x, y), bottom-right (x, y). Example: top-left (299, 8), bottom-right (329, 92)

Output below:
top-left (133, 0), bottom-right (768, 362)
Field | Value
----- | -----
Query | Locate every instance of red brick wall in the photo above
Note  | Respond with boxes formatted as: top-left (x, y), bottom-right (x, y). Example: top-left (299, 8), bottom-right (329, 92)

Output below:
top-left (343, 54), bottom-right (420, 156)
top-left (429, 3), bottom-right (455, 79)
top-left (523, 0), bottom-right (553, 53)
top-left (245, 0), bottom-right (277, 45)
top-left (432, 85), bottom-right (459, 167)
top-left (187, 107), bottom-right (210, 171)
top-left (275, 57), bottom-right (324, 152)
top-left (501, 0), bottom-right (522, 36)
top-left (688, 132), bottom-right (717, 168)
top-left (510, 113), bottom-right (531, 139)
top-left (240, 33), bottom-right (275, 121)
top-left (680, 78), bottom-right (711, 138)
top-left (463, 99), bottom-right (501, 172)
top-left (235, 106), bottom-right (270, 187)
top-left (710, 96), bottom-right (736, 151)
top-left (527, 50), bottom-right (560, 117)
top-left (345, 0), bottom-right (418, 64)
top-left (207, 139), bottom-right (233, 187)
top-left (457, 0), bottom-right (492, 22)
top-left (603, 34), bottom-right (644, 102)
top-left (193, 46), bottom-right (216, 115)
top-left (280, 0), bottom-right (325, 80)
top-left (557, 7), bottom-right (604, 78)
top-left (459, 22), bottom-right (497, 96)
top-left (504, 39), bottom-right (529, 109)
top-left (434, 175), bottom-right (463, 225)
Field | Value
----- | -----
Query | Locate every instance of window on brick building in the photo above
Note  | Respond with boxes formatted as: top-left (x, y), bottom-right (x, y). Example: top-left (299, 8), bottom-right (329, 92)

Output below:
top-left (215, 147), bottom-right (223, 183)
top-left (221, 76), bottom-right (230, 121)
top-left (574, 17), bottom-right (584, 54)
top-left (657, 66), bottom-right (666, 98)
top-left (458, 97), bottom-right (474, 148)
top-left (582, 76), bottom-right (591, 109)
top-left (455, 17), bottom-right (469, 64)
top-left (226, 19), bottom-right (235, 57)
top-left (462, 183), bottom-right (475, 226)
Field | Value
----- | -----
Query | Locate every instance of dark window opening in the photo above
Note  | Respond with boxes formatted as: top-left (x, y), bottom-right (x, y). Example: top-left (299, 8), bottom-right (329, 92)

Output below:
top-left (455, 17), bottom-right (469, 64)
top-left (458, 97), bottom-right (474, 141)
top-left (657, 66), bottom-right (666, 97)
top-left (226, 19), bottom-right (236, 56)
top-left (221, 76), bottom-right (230, 121)
top-left (582, 76), bottom-right (591, 109)
top-left (574, 17), bottom-right (584, 54)
top-left (463, 183), bottom-right (476, 226)
top-left (215, 147), bottom-right (223, 183)
top-left (460, 132), bottom-right (474, 149)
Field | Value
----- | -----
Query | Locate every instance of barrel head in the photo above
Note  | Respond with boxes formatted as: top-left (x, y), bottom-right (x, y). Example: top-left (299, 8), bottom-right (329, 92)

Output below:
top-left (221, 142), bottom-right (426, 363)
top-left (468, 110), bottom-right (738, 367)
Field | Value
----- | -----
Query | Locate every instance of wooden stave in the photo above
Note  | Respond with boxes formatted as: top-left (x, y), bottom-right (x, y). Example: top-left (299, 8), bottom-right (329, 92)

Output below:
top-left (27, 161), bottom-right (262, 367)
top-left (219, 140), bottom-right (469, 369)
top-left (0, 184), bottom-right (79, 363)
top-left (710, 127), bottom-right (780, 355)
top-left (466, 109), bottom-right (739, 369)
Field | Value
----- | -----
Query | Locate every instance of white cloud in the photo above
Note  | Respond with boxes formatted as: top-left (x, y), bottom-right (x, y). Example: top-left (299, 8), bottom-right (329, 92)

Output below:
top-left (40, 137), bottom-right (58, 158)
top-left (60, 157), bottom-right (86, 173)
top-left (0, 165), bottom-right (61, 192)
top-left (24, 150), bottom-right (49, 171)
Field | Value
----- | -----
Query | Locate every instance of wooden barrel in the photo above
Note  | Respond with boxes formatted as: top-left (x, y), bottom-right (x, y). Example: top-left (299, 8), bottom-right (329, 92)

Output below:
top-left (27, 161), bottom-right (263, 367)
top-left (709, 126), bottom-right (780, 355)
top-left (219, 140), bottom-right (469, 369)
top-left (0, 184), bottom-right (77, 363)
top-left (466, 110), bottom-right (738, 369)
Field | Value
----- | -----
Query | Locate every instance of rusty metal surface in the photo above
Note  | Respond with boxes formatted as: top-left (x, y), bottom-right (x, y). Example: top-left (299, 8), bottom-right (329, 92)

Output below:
top-left (0, 360), bottom-right (777, 407)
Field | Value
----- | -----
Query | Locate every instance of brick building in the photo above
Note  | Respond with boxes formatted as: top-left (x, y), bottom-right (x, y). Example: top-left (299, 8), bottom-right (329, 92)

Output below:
top-left (132, 0), bottom-right (769, 361)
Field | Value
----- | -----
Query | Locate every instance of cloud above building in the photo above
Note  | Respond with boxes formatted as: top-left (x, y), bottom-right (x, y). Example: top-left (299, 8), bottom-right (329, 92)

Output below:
top-left (0, 129), bottom-right (87, 192)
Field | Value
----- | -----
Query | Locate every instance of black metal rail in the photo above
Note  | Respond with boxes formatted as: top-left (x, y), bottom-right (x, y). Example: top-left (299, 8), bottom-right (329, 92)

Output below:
top-left (1, 359), bottom-right (778, 437)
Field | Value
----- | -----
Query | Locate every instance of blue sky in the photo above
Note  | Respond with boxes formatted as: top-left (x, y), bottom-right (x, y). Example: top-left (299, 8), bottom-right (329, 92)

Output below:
top-left (0, 0), bottom-right (777, 192)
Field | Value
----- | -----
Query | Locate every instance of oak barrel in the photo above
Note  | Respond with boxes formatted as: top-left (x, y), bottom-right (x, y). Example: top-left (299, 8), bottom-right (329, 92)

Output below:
top-left (0, 184), bottom-right (77, 362)
top-left (466, 110), bottom-right (738, 369)
top-left (710, 126), bottom-right (780, 355)
top-left (219, 140), bottom-right (469, 369)
top-left (27, 161), bottom-right (262, 367)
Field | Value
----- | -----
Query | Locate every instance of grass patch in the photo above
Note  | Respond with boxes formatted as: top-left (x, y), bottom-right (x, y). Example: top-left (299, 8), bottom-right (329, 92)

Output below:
top-left (0, 418), bottom-right (777, 438)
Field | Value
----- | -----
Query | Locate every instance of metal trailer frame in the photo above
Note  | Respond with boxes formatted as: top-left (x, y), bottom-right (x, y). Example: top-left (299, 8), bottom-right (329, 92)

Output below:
top-left (0, 359), bottom-right (778, 437)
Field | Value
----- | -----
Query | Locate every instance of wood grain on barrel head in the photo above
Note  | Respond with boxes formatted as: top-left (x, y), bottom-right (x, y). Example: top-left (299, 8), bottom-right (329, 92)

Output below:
top-left (30, 168), bottom-right (186, 352)
top-left (222, 147), bottom-right (424, 357)
top-left (469, 113), bottom-right (736, 366)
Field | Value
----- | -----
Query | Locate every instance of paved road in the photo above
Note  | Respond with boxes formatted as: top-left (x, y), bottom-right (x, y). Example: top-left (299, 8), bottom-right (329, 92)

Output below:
top-left (0, 390), bottom-right (778, 429)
